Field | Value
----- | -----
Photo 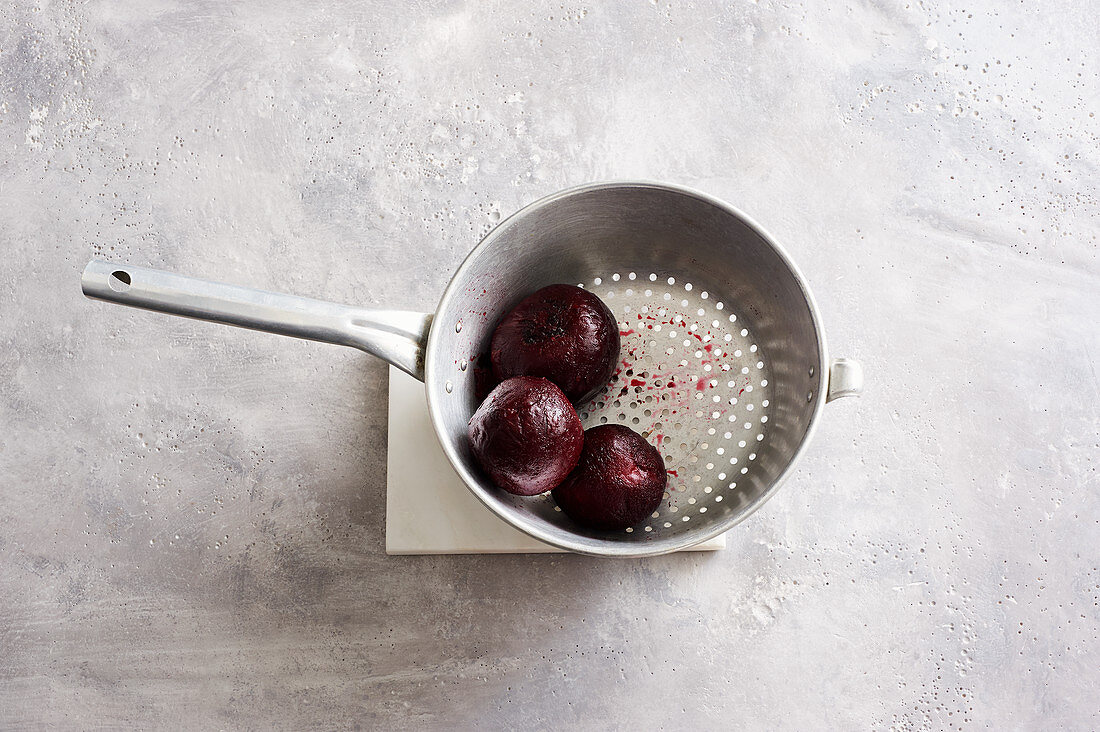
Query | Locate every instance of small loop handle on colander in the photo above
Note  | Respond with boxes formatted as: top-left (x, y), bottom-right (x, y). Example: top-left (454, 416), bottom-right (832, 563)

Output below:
top-left (826, 358), bottom-right (863, 402)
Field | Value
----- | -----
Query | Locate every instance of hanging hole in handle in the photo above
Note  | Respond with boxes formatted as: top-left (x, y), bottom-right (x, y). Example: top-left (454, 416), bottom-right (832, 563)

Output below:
top-left (109, 270), bottom-right (132, 292)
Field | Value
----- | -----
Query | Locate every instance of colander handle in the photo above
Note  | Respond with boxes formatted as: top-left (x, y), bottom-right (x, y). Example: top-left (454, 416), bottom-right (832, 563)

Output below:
top-left (826, 358), bottom-right (863, 402)
top-left (82, 260), bottom-right (432, 380)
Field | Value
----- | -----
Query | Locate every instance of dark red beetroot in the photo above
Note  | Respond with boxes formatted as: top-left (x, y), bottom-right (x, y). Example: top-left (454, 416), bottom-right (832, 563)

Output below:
top-left (468, 376), bottom-right (584, 496)
top-left (491, 284), bottom-right (620, 404)
top-left (552, 424), bottom-right (667, 531)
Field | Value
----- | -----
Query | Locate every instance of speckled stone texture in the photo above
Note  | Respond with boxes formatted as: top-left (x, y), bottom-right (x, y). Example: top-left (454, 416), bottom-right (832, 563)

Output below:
top-left (1, 0), bottom-right (1098, 729)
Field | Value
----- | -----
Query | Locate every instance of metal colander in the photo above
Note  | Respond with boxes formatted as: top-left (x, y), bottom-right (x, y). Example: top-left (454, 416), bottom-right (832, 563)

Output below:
top-left (83, 181), bottom-right (862, 557)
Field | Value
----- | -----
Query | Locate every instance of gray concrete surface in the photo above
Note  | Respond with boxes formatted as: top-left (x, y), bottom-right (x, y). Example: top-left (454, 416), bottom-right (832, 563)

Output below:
top-left (2, 0), bottom-right (1098, 729)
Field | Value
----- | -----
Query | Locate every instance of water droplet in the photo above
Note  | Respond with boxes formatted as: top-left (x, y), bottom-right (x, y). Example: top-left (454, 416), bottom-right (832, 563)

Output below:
top-left (445, 381), bottom-right (453, 393)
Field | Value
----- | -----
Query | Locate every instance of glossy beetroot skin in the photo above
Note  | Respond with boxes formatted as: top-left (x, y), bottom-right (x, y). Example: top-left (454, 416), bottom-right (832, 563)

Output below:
top-left (552, 424), bottom-right (667, 531)
top-left (468, 376), bottom-right (584, 496)
top-left (491, 284), bottom-right (620, 404)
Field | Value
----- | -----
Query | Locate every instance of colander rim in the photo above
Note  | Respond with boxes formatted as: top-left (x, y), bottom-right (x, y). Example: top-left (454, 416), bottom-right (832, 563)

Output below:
top-left (424, 180), bottom-right (830, 558)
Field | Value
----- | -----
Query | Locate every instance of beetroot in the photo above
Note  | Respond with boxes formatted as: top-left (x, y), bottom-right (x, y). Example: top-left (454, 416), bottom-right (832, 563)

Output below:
top-left (491, 284), bottom-right (619, 404)
top-left (552, 424), bottom-right (667, 530)
top-left (467, 376), bottom-right (584, 496)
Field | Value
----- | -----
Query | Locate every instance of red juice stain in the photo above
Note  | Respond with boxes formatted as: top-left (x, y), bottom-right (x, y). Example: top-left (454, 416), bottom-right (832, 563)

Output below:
top-left (666, 469), bottom-right (678, 477)
top-left (619, 329), bottom-right (635, 336)
top-left (630, 378), bottom-right (646, 387)
top-left (696, 378), bottom-right (709, 391)
top-left (703, 344), bottom-right (713, 353)
top-left (739, 387), bottom-right (746, 396)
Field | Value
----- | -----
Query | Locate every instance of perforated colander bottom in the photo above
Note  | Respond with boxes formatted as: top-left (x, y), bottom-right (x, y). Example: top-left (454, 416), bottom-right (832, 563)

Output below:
top-left (566, 271), bottom-right (774, 535)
